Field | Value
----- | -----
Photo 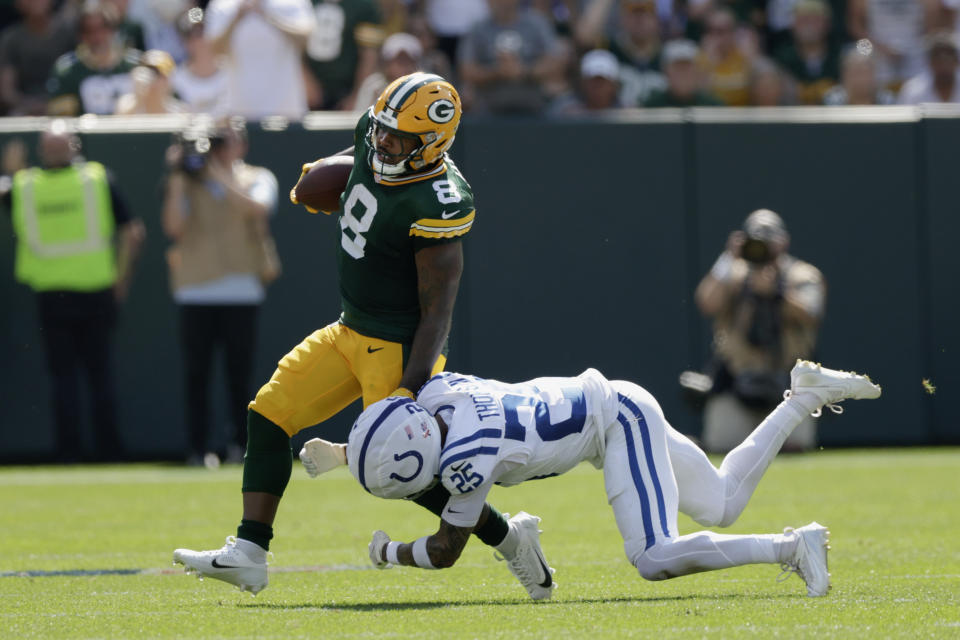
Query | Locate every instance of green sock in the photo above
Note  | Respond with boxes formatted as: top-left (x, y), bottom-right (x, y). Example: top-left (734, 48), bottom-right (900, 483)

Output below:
top-left (474, 504), bottom-right (510, 547)
top-left (241, 409), bottom-right (293, 496)
top-left (237, 519), bottom-right (273, 551)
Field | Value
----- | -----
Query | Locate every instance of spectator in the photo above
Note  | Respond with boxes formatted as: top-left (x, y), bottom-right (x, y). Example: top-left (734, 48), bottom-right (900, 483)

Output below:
top-left (848, 0), bottom-right (932, 91)
top-left (424, 0), bottom-right (489, 67)
top-left (354, 32), bottom-right (422, 110)
top-left (170, 7), bottom-right (229, 116)
top-left (549, 48), bottom-right (626, 115)
top-left (205, 0), bottom-right (315, 120)
top-left (126, 0), bottom-right (193, 63)
top-left (407, 11), bottom-right (454, 80)
top-left (695, 209), bottom-right (825, 453)
top-left (104, 0), bottom-right (147, 51)
top-left (114, 48), bottom-right (185, 114)
top-left (898, 32), bottom-right (960, 104)
top-left (3, 121), bottom-right (145, 462)
top-left (0, 0), bottom-right (75, 115)
top-left (699, 7), bottom-right (753, 106)
top-left (459, 0), bottom-right (568, 115)
top-left (304, 0), bottom-right (384, 111)
top-left (773, 0), bottom-right (841, 105)
top-left (161, 120), bottom-right (280, 466)
top-left (591, 0), bottom-right (668, 107)
top-left (46, 1), bottom-right (140, 116)
top-left (763, 0), bottom-right (800, 53)
top-left (824, 40), bottom-right (896, 105)
top-left (748, 56), bottom-right (792, 105)
top-left (643, 39), bottom-right (723, 107)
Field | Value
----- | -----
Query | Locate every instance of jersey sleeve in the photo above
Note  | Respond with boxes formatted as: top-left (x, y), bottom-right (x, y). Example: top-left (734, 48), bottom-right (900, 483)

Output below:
top-left (438, 420), bottom-right (502, 528)
top-left (440, 481), bottom-right (492, 528)
top-left (409, 168), bottom-right (476, 249)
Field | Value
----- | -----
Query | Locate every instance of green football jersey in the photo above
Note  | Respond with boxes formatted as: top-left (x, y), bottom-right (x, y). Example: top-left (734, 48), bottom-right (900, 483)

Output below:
top-left (47, 48), bottom-right (139, 115)
top-left (306, 0), bottom-right (383, 106)
top-left (336, 111), bottom-right (475, 343)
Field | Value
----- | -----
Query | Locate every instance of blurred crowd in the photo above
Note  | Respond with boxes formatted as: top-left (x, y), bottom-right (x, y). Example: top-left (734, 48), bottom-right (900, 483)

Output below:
top-left (1, 0), bottom-right (959, 119)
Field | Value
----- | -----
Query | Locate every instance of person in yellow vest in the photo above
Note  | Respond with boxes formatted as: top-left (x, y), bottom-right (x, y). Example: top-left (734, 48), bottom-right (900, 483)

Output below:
top-left (161, 120), bottom-right (280, 467)
top-left (3, 121), bottom-right (144, 462)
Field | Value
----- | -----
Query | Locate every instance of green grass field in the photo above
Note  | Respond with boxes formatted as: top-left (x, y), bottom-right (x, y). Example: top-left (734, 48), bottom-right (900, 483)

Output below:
top-left (2, 448), bottom-right (958, 639)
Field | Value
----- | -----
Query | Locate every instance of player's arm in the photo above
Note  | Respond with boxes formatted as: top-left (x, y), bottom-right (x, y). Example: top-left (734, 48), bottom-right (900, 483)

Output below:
top-left (396, 242), bottom-right (463, 395)
top-left (369, 519), bottom-right (472, 570)
top-left (368, 500), bottom-right (496, 569)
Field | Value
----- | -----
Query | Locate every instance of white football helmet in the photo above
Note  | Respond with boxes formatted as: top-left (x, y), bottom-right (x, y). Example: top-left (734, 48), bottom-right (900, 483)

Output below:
top-left (347, 397), bottom-right (442, 500)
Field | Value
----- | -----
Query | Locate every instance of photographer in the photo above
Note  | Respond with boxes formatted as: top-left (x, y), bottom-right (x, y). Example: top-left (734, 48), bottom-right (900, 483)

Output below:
top-left (162, 119), bottom-right (280, 466)
top-left (695, 209), bottom-right (826, 453)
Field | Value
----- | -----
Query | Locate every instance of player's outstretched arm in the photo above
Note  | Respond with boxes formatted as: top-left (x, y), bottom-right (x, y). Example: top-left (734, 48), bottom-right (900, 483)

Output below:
top-left (396, 242), bottom-right (463, 395)
top-left (369, 519), bottom-right (472, 570)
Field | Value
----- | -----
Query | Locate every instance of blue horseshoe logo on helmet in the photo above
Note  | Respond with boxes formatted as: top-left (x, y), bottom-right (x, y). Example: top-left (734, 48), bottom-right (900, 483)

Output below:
top-left (389, 449), bottom-right (424, 483)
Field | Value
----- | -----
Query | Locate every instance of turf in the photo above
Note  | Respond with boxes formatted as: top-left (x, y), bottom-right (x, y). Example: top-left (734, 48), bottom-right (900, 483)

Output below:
top-left (1, 448), bottom-right (958, 639)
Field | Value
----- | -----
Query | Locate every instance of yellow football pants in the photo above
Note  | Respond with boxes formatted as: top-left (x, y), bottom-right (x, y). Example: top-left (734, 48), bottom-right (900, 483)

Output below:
top-left (249, 322), bottom-right (446, 437)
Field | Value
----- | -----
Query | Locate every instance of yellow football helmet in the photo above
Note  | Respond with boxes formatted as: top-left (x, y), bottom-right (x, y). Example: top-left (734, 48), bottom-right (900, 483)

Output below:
top-left (367, 72), bottom-right (462, 177)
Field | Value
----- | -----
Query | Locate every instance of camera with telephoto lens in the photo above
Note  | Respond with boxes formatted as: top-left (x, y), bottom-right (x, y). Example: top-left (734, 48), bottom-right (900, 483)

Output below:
top-left (173, 129), bottom-right (226, 177)
top-left (741, 237), bottom-right (774, 264)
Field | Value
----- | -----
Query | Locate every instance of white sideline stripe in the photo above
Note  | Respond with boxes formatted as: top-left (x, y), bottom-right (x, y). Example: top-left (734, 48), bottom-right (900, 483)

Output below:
top-left (0, 564), bottom-right (372, 579)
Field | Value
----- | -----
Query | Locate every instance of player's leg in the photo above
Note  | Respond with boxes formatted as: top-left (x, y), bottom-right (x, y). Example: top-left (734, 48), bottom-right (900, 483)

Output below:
top-left (241, 323), bottom-right (363, 531)
top-left (174, 323), bottom-right (362, 594)
top-left (666, 397), bottom-right (811, 528)
top-left (668, 360), bottom-right (882, 528)
top-left (606, 382), bottom-right (828, 596)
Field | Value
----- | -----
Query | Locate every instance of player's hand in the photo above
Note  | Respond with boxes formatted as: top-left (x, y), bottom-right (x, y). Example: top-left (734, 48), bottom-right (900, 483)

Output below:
top-left (369, 530), bottom-right (393, 569)
top-left (299, 438), bottom-right (347, 477)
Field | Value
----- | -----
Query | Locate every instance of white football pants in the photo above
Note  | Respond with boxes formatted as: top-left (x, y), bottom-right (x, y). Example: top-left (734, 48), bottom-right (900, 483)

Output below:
top-left (605, 381), bottom-right (810, 580)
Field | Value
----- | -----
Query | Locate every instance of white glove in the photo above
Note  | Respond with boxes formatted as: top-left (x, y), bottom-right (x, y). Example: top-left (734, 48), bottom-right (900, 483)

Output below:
top-left (369, 530), bottom-right (393, 570)
top-left (299, 438), bottom-right (347, 477)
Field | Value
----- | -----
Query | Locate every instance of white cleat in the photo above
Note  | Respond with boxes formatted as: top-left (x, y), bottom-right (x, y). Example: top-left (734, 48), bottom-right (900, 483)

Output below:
top-left (173, 536), bottom-right (268, 595)
top-left (779, 522), bottom-right (831, 597)
top-left (787, 360), bottom-right (882, 416)
top-left (495, 512), bottom-right (556, 601)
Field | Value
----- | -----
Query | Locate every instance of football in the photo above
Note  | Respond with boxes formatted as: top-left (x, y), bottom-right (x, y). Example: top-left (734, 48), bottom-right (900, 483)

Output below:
top-left (292, 155), bottom-right (353, 212)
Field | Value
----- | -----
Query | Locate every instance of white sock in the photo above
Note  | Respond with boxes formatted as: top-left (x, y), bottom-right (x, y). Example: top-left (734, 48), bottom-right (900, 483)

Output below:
top-left (787, 390), bottom-right (824, 415)
top-left (494, 521), bottom-right (519, 559)
top-left (235, 537), bottom-right (267, 563)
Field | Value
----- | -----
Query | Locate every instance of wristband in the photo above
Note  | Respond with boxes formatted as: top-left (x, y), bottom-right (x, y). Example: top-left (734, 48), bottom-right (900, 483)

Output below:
top-left (391, 387), bottom-right (416, 400)
top-left (412, 536), bottom-right (436, 569)
top-left (385, 541), bottom-right (401, 565)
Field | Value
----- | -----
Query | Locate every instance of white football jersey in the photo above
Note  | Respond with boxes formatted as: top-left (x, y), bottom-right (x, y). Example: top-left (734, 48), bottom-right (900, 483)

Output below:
top-left (417, 369), bottom-right (619, 527)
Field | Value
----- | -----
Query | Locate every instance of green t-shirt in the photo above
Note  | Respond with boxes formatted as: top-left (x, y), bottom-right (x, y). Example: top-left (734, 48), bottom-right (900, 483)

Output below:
top-left (336, 111), bottom-right (475, 343)
top-left (306, 0), bottom-right (383, 107)
top-left (47, 48), bottom-right (139, 115)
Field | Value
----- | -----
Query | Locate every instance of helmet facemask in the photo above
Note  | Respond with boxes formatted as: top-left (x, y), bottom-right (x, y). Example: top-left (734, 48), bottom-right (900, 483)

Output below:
top-left (366, 115), bottom-right (425, 177)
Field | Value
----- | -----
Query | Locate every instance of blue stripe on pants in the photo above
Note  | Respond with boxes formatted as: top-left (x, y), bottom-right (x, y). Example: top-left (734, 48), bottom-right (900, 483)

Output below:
top-left (617, 412), bottom-right (656, 550)
top-left (618, 394), bottom-right (671, 541)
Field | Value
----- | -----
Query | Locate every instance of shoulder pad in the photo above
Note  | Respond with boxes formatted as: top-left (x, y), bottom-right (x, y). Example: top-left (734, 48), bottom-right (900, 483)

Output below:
top-left (440, 445), bottom-right (497, 496)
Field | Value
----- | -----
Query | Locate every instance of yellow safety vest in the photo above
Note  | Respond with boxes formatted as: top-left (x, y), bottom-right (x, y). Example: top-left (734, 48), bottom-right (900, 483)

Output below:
top-left (11, 161), bottom-right (117, 292)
